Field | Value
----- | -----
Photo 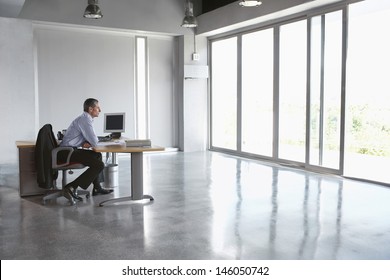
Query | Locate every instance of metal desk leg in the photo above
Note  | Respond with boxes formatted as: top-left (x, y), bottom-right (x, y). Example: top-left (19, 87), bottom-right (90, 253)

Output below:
top-left (131, 152), bottom-right (143, 199)
top-left (105, 152), bottom-right (117, 164)
top-left (99, 152), bottom-right (154, 206)
top-left (131, 152), bottom-right (154, 201)
top-left (111, 152), bottom-right (117, 164)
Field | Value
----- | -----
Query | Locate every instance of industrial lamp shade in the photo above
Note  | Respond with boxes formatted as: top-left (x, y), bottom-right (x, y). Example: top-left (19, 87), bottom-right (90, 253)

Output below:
top-left (84, 0), bottom-right (103, 19)
top-left (238, 0), bottom-right (262, 7)
top-left (181, 0), bottom-right (198, 28)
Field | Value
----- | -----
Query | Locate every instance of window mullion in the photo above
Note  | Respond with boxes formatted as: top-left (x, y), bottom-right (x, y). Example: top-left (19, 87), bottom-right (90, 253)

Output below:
top-left (237, 35), bottom-right (242, 152)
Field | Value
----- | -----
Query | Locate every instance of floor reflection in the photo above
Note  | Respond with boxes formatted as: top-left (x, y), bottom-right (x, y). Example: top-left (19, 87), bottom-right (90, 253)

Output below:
top-left (1, 151), bottom-right (390, 259)
top-left (206, 152), bottom-right (385, 259)
top-left (234, 159), bottom-right (243, 259)
top-left (268, 167), bottom-right (278, 259)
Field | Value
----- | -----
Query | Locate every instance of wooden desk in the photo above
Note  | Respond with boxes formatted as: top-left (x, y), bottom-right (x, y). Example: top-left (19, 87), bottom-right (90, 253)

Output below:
top-left (93, 144), bottom-right (164, 206)
top-left (15, 141), bottom-right (45, 197)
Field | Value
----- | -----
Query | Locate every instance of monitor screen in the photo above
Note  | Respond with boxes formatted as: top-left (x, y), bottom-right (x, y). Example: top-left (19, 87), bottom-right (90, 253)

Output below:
top-left (104, 113), bottom-right (125, 133)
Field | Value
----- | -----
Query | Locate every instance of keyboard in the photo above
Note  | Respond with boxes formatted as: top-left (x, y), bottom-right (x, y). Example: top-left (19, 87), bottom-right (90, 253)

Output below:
top-left (98, 135), bottom-right (112, 142)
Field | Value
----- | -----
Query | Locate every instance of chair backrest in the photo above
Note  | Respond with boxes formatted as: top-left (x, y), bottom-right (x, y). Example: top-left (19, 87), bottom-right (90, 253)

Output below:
top-left (35, 124), bottom-right (59, 189)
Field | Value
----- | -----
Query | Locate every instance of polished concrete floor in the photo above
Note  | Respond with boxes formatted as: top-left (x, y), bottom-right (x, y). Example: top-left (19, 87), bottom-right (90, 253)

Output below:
top-left (1, 151), bottom-right (390, 260)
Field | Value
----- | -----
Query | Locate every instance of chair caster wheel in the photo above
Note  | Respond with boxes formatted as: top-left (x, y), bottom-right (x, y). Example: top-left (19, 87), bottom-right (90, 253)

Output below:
top-left (86, 194), bottom-right (90, 199)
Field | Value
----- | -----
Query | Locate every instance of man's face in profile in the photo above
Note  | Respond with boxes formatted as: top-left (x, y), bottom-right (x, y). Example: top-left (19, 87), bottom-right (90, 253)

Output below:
top-left (89, 102), bottom-right (101, 118)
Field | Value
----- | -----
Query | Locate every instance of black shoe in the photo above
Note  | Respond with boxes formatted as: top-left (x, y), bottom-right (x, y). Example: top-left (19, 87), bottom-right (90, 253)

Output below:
top-left (63, 185), bottom-right (76, 205)
top-left (63, 184), bottom-right (83, 201)
top-left (92, 187), bottom-right (113, 196)
top-left (72, 188), bottom-right (83, 201)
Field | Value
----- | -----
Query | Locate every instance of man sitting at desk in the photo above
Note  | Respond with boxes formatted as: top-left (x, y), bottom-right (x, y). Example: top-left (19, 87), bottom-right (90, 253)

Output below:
top-left (60, 98), bottom-right (113, 203)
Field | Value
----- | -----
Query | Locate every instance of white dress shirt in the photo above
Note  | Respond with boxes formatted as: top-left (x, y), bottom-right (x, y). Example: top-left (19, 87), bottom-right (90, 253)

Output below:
top-left (60, 112), bottom-right (99, 148)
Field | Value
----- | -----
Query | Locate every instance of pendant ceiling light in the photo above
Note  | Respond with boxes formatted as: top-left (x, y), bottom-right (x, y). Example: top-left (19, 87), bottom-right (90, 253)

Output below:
top-left (84, 0), bottom-right (103, 19)
top-left (238, 0), bottom-right (262, 7)
top-left (181, 0), bottom-right (198, 28)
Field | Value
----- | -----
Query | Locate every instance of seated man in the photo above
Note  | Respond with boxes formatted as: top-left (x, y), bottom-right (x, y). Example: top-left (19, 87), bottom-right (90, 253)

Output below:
top-left (60, 98), bottom-right (113, 203)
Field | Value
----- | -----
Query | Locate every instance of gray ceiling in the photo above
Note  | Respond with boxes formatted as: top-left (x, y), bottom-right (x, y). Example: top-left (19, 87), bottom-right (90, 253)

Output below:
top-left (0, 0), bottom-right (234, 18)
top-left (0, 0), bottom-right (25, 17)
top-left (0, 0), bottom-right (344, 36)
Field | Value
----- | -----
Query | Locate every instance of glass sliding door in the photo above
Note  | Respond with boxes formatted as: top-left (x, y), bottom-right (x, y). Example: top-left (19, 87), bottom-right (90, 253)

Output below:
top-left (345, 0), bottom-right (390, 183)
top-left (279, 20), bottom-right (307, 163)
top-left (322, 11), bottom-right (342, 169)
top-left (241, 29), bottom-right (274, 156)
top-left (211, 37), bottom-right (238, 150)
top-left (309, 11), bottom-right (343, 170)
top-left (309, 16), bottom-right (322, 166)
top-left (208, 2), bottom-right (390, 185)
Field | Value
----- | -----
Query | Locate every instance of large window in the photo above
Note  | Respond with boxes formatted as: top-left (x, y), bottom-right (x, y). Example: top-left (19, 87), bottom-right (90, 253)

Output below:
top-left (135, 37), bottom-right (148, 139)
top-left (345, 0), bottom-right (390, 183)
top-left (211, 37), bottom-right (237, 150)
top-left (309, 11), bottom-right (343, 170)
top-left (241, 29), bottom-right (274, 157)
top-left (210, 1), bottom-right (390, 184)
top-left (278, 20), bottom-right (307, 163)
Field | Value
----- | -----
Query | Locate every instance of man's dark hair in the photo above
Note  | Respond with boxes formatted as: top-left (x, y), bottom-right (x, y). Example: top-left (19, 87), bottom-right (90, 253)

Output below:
top-left (83, 98), bottom-right (99, 112)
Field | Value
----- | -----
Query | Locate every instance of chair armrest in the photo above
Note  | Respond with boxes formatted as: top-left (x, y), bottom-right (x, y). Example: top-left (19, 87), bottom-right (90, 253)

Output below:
top-left (52, 147), bottom-right (74, 169)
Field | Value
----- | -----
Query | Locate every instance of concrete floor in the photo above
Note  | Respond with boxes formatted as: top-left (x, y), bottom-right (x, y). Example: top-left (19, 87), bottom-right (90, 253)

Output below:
top-left (1, 151), bottom-right (390, 260)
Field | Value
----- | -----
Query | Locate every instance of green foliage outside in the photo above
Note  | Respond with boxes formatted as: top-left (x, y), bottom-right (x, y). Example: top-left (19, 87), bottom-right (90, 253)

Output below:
top-left (347, 104), bottom-right (390, 156)
top-left (284, 103), bottom-right (390, 158)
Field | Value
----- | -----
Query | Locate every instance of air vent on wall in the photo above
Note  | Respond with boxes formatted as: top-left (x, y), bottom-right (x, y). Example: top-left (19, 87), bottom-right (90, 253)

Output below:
top-left (184, 65), bottom-right (209, 79)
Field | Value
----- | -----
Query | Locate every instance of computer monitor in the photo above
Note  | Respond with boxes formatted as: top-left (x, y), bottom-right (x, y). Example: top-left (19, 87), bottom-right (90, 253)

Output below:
top-left (104, 112), bottom-right (125, 138)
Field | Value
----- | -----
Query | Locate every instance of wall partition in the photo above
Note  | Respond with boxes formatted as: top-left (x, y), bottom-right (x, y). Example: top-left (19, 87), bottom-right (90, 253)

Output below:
top-left (209, 0), bottom-right (390, 185)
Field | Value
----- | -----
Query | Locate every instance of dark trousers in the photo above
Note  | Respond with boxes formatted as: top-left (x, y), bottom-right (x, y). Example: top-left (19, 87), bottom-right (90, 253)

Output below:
top-left (63, 149), bottom-right (105, 190)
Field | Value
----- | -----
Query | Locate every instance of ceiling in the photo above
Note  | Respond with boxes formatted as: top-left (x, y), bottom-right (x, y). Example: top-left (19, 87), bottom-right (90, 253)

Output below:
top-left (0, 0), bottom-right (24, 17)
top-left (0, 0), bottom-right (344, 36)
top-left (0, 0), bottom-right (236, 18)
top-left (201, 0), bottom-right (237, 14)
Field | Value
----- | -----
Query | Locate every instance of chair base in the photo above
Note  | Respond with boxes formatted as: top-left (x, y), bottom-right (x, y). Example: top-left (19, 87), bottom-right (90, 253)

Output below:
top-left (42, 189), bottom-right (90, 205)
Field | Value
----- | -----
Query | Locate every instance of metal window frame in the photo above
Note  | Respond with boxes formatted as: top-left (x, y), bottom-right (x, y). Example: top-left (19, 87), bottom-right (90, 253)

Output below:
top-left (208, 4), bottom-right (350, 177)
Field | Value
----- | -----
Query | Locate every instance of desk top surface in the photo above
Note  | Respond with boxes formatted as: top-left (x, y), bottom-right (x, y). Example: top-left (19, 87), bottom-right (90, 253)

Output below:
top-left (16, 140), bottom-right (164, 153)
top-left (15, 141), bottom-right (36, 148)
top-left (93, 144), bottom-right (164, 153)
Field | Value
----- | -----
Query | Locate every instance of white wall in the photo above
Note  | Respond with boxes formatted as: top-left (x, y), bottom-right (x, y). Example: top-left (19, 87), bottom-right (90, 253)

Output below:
top-left (181, 33), bottom-right (208, 152)
top-left (34, 24), bottom-right (136, 137)
top-left (34, 24), bottom-right (178, 148)
top-left (0, 17), bottom-right (36, 164)
top-left (149, 36), bottom-right (178, 148)
top-left (0, 19), bottom-right (181, 166)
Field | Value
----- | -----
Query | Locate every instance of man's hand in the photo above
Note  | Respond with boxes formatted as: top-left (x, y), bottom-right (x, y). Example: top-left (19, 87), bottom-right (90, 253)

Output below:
top-left (82, 142), bottom-right (92, 148)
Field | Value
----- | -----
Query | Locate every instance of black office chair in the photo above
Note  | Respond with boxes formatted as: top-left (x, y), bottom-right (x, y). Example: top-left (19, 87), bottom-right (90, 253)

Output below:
top-left (35, 124), bottom-right (90, 205)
